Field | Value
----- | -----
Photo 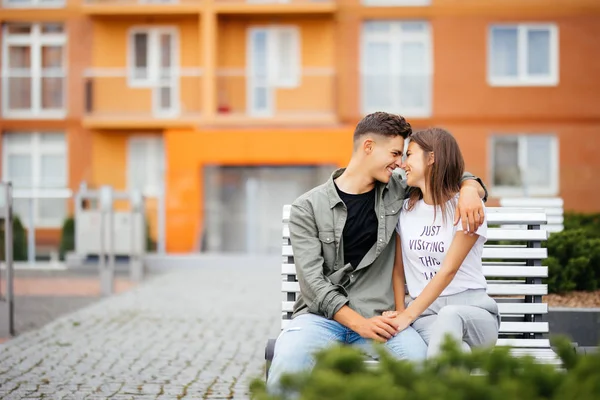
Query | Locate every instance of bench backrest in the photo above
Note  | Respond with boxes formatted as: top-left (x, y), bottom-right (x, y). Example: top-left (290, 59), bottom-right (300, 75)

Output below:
top-left (281, 205), bottom-right (552, 350)
top-left (499, 197), bottom-right (564, 233)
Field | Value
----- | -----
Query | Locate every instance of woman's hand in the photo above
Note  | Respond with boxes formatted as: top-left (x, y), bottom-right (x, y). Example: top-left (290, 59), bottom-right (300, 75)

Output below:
top-left (382, 311), bottom-right (413, 333)
top-left (391, 312), bottom-right (413, 334)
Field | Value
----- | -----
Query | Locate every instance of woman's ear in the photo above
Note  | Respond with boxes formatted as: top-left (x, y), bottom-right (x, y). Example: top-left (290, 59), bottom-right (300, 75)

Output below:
top-left (428, 151), bottom-right (435, 166)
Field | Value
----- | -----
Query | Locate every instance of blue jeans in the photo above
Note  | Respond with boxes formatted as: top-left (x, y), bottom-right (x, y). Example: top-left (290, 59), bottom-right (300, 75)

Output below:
top-left (267, 313), bottom-right (427, 394)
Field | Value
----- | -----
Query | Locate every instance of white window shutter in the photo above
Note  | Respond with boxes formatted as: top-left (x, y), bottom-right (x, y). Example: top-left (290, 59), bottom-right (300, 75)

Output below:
top-left (272, 27), bottom-right (300, 88)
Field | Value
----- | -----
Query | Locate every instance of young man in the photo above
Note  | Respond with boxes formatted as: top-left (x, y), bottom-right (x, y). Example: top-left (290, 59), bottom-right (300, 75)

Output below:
top-left (267, 112), bottom-right (487, 392)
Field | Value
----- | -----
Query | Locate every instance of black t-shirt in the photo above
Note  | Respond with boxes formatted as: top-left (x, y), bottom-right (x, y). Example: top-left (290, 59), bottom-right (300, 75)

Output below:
top-left (335, 184), bottom-right (378, 269)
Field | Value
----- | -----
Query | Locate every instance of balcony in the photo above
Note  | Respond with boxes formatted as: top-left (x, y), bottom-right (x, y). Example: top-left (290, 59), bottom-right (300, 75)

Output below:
top-left (83, 68), bottom-right (202, 129)
top-left (213, 67), bottom-right (337, 125)
top-left (81, 0), bottom-right (202, 16)
top-left (215, 0), bottom-right (337, 15)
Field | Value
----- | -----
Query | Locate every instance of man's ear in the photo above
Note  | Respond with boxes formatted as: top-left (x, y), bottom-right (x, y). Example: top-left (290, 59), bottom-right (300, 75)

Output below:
top-left (428, 152), bottom-right (435, 166)
top-left (363, 138), bottom-right (374, 155)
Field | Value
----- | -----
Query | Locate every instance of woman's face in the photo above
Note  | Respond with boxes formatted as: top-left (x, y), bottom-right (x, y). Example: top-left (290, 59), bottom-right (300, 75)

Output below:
top-left (401, 141), bottom-right (430, 188)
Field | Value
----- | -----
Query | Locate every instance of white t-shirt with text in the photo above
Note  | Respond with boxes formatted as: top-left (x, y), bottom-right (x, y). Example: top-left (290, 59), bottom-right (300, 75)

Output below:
top-left (396, 196), bottom-right (487, 298)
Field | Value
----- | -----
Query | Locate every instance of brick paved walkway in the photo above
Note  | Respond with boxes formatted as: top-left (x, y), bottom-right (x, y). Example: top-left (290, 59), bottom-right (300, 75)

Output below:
top-left (0, 259), bottom-right (281, 399)
top-left (7, 269), bottom-right (138, 337)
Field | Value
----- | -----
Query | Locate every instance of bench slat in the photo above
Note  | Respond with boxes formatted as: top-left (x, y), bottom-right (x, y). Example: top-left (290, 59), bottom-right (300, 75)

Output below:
top-left (282, 245), bottom-right (547, 260)
top-left (487, 283), bottom-right (547, 296)
top-left (482, 266), bottom-right (547, 278)
top-left (281, 302), bottom-right (548, 315)
top-left (496, 339), bottom-right (550, 348)
top-left (281, 281), bottom-right (546, 296)
top-left (283, 206), bottom-right (548, 225)
top-left (282, 226), bottom-right (548, 242)
top-left (281, 303), bottom-right (548, 317)
top-left (497, 303), bottom-right (548, 314)
top-left (280, 319), bottom-right (548, 334)
top-left (500, 321), bottom-right (549, 333)
top-left (281, 264), bottom-right (548, 278)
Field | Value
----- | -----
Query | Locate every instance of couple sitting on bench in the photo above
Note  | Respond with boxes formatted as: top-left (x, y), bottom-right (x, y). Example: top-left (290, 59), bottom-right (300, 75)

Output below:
top-left (267, 112), bottom-right (498, 393)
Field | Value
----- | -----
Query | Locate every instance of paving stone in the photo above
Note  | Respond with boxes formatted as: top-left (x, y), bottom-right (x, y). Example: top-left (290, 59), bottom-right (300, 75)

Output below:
top-left (0, 261), bottom-right (281, 399)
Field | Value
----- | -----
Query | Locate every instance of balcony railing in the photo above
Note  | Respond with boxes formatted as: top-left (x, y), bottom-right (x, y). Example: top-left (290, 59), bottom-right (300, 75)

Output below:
top-left (81, 0), bottom-right (202, 14)
top-left (216, 0), bottom-right (334, 3)
top-left (215, 67), bottom-right (337, 124)
top-left (83, 67), bottom-right (202, 127)
top-left (84, 0), bottom-right (200, 4)
top-left (215, 0), bottom-right (337, 13)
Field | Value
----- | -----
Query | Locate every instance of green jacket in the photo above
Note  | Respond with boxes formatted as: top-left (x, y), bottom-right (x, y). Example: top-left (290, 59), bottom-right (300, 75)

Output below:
top-left (289, 168), bottom-right (486, 320)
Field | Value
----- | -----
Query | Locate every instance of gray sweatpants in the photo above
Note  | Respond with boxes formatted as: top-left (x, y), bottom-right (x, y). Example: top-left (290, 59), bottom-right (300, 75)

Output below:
top-left (409, 289), bottom-right (501, 358)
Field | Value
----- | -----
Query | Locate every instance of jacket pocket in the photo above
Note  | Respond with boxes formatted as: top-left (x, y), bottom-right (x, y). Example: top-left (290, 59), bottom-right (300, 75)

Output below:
top-left (385, 199), bottom-right (403, 216)
top-left (318, 230), bottom-right (337, 270)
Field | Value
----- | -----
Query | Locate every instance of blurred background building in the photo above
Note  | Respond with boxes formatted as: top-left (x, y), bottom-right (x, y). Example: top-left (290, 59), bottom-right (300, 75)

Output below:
top-left (0, 0), bottom-right (598, 256)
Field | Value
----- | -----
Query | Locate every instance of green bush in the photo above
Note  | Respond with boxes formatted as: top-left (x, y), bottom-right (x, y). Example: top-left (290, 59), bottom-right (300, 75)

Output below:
top-left (0, 215), bottom-right (28, 261)
top-left (251, 336), bottom-right (600, 400)
top-left (59, 216), bottom-right (75, 260)
top-left (563, 212), bottom-right (600, 237)
top-left (544, 213), bottom-right (600, 294)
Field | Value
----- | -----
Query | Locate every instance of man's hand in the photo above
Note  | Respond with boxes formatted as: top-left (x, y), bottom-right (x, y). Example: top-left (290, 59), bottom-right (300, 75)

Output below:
top-left (455, 185), bottom-right (484, 234)
top-left (352, 316), bottom-right (398, 343)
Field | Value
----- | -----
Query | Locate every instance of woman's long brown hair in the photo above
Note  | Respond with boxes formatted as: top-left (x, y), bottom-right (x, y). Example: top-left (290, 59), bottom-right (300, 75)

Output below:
top-left (406, 128), bottom-right (465, 223)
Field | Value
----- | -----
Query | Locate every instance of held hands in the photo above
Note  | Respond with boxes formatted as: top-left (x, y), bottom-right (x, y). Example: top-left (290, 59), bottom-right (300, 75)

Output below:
top-left (455, 186), bottom-right (485, 234)
top-left (382, 311), bottom-right (413, 334)
top-left (353, 316), bottom-right (399, 343)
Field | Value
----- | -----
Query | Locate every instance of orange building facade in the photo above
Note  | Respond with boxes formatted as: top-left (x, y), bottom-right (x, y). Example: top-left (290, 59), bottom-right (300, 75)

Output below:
top-left (0, 0), bottom-right (599, 254)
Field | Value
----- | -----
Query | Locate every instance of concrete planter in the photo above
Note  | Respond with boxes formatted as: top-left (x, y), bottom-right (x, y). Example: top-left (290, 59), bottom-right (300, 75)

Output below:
top-left (546, 307), bottom-right (600, 347)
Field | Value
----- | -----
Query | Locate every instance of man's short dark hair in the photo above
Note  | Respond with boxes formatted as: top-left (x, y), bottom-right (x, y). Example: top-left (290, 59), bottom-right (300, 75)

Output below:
top-left (353, 112), bottom-right (412, 147)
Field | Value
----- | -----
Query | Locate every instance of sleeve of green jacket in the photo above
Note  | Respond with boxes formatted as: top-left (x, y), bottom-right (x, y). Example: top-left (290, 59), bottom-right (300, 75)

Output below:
top-left (288, 202), bottom-right (349, 320)
top-left (461, 172), bottom-right (488, 202)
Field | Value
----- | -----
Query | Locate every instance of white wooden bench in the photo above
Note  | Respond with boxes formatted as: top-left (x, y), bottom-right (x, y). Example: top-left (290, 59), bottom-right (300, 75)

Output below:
top-left (265, 205), bottom-right (561, 376)
top-left (499, 197), bottom-right (564, 233)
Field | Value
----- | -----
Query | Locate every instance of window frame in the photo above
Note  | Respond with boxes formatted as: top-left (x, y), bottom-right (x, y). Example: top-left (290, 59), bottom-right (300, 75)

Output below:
top-left (1, 131), bottom-right (69, 228)
top-left (127, 136), bottom-right (165, 197)
top-left (487, 23), bottom-right (559, 87)
top-left (127, 26), bottom-right (180, 117)
top-left (1, 23), bottom-right (67, 119)
top-left (360, 20), bottom-right (433, 118)
top-left (246, 25), bottom-right (301, 117)
top-left (2, 0), bottom-right (65, 8)
top-left (488, 134), bottom-right (559, 197)
top-left (127, 26), bottom-right (179, 88)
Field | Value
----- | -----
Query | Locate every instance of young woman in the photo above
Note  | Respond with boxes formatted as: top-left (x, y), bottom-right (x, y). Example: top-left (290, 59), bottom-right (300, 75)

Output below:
top-left (384, 127), bottom-right (500, 358)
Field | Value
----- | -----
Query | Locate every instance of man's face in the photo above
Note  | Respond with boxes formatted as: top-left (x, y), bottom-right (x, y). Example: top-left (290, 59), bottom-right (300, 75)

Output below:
top-left (366, 135), bottom-right (405, 183)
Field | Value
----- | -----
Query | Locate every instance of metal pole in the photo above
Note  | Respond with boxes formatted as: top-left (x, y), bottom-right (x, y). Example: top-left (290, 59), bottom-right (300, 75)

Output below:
top-left (157, 180), bottom-right (166, 254)
top-left (27, 197), bottom-right (35, 265)
top-left (130, 190), bottom-right (143, 282)
top-left (107, 201), bottom-right (115, 288)
top-left (5, 184), bottom-right (14, 337)
top-left (0, 183), bottom-right (14, 337)
top-left (99, 186), bottom-right (114, 296)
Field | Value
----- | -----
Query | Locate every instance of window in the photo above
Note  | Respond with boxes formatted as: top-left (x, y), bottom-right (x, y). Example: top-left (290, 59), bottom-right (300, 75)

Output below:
top-left (247, 26), bottom-right (301, 116)
top-left (2, 0), bottom-right (65, 7)
top-left (1, 23), bottom-right (67, 118)
top-left (488, 24), bottom-right (559, 86)
top-left (128, 27), bottom-right (179, 116)
top-left (2, 132), bottom-right (68, 227)
top-left (127, 137), bottom-right (165, 196)
top-left (490, 135), bottom-right (559, 196)
top-left (361, 21), bottom-right (432, 117)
